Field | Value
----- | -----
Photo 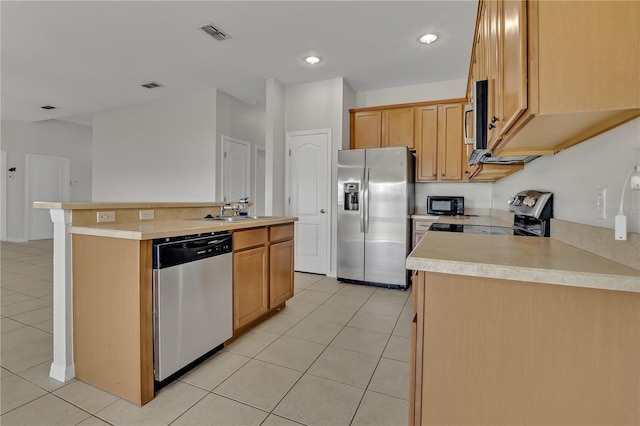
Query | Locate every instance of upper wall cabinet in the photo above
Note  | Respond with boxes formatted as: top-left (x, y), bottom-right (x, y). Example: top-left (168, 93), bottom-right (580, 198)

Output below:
top-left (468, 0), bottom-right (640, 157)
top-left (351, 107), bottom-right (415, 149)
top-left (350, 99), bottom-right (466, 182)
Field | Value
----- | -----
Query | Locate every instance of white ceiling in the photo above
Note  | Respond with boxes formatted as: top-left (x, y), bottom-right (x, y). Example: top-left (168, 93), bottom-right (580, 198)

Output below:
top-left (1, 1), bottom-right (478, 127)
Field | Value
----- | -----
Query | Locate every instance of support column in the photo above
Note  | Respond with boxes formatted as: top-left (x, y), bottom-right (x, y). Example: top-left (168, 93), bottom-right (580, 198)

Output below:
top-left (49, 209), bottom-right (75, 382)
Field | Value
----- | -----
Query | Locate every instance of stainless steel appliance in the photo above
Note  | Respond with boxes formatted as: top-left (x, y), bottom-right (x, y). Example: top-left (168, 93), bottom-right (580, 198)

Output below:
top-left (428, 190), bottom-right (553, 237)
top-left (427, 196), bottom-right (465, 216)
top-left (152, 232), bottom-right (233, 383)
top-left (337, 146), bottom-right (415, 288)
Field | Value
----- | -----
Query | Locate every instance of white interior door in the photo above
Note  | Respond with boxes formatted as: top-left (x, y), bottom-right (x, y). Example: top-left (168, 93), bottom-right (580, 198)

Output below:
top-left (286, 129), bottom-right (330, 274)
top-left (222, 136), bottom-right (251, 204)
top-left (26, 154), bottom-right (70, 240)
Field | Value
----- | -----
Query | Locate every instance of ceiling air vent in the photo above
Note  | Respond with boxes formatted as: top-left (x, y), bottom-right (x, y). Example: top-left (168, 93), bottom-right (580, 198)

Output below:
top-left (141, 81), bottom-right (164, 89)
top-left (41, 105), bottom-right (56, 110)
top-left (200, 23), bottom-right (231, 41)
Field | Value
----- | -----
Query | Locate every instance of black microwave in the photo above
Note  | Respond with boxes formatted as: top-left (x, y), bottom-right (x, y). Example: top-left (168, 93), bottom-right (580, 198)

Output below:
top-left (427, 196), bottom-right (465, 216)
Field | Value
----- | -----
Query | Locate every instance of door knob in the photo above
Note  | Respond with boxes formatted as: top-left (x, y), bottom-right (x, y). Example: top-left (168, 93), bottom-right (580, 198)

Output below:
top-left (320, 209), bottom-right (326, 214)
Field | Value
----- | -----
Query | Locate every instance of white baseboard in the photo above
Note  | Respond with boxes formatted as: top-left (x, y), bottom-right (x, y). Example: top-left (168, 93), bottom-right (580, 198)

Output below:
top-left (6, 237), bottom-right (28, 243)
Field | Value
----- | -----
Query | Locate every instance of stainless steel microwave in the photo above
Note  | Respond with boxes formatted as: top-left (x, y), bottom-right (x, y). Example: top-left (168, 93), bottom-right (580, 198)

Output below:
top-left (427, 196), bottom-right (464, 216)
top-left (464, 79), bottom-right (489, 164)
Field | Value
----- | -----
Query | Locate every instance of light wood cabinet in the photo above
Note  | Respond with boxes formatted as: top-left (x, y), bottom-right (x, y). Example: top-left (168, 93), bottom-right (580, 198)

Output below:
top-left (415, 102), bottom-right (464, 182)
top-left (233, 224), bottom-right (295, 331)
top-left (410, 271), bottom-right (640, 425)
top-left (233, 245), bottom-right (269, 330)
top-left (382, 107), bottom-right (414, 148)
top-left (468, 0), bottom-right (640, 158)
top-left (351, 111), bottom-right (381, 149)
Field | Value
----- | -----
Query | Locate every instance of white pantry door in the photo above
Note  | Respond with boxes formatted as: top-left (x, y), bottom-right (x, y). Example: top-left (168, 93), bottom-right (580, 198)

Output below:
top-left (221, 136), bottom-right (251, 204)
top-left (286, 129), bottom-right (330, 274)
top-left (27, 154), bottom-right (70, 240)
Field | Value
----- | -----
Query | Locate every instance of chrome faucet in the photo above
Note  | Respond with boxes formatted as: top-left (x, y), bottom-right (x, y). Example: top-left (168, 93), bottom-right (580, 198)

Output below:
top-left (219, 203), bottom-right (235, 217)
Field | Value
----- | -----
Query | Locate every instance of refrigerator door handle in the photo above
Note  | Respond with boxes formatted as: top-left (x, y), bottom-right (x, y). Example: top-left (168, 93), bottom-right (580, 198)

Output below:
top-left (363, 168), bottom-right (370, 233)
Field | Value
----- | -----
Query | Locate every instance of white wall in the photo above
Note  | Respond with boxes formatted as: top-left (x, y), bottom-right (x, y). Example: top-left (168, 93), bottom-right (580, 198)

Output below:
top-left (493, 118), bottom-right (640, 233)
top-left (265, 79), bottom-right (286, 216)
top-left (215, 90), bottom-right (266, 201)
top-left (285, 77), bottom-right (356, 276)
top-left (0, 120), bottom-right (92, 241)
top-left (92, 90), bottom-right (218, 202)
top-left (355, 79), bottom-right (467, 108)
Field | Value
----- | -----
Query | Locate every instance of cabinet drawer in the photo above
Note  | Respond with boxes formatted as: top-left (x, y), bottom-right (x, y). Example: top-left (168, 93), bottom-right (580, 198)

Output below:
top-left (270, 224), bottom-right (294, 242)
top-left (234, 228), bottom-right (268, 251)
top-left (414, 221), bottom-right (434, 232)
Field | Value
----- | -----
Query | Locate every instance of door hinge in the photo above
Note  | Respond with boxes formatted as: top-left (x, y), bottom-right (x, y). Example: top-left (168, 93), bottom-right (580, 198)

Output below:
top-left (224, 152), bottom-right (227, 159)
top-left (289, 149), bottom-right (291, 156)
top-left (288, 197), bottom-right (291, 205)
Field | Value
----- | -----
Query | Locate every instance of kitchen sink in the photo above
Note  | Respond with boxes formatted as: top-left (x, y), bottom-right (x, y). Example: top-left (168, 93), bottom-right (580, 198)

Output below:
top-left (201, 215), bottom-right (273, 222)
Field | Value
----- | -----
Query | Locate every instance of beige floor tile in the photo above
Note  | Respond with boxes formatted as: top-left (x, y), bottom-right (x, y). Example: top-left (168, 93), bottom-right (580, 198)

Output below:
top-left (351, 390), bottom-right (409, 426)
top-left (96, 381), bottom-right (207, 426)
top-left (370, 287), bottom-right (410, 305)
top-left (178, 350), bottom-right (250, 391)
top-left (347, 310), bottom-right (399, 334)
top-left (254, 311), bottom-right (304, 335)
top-left (54, 380), bottom-right (120, 414)
top-left (0, 394), bottom-right (90, 425)
top-left (0, 287), bottom-right (17, 296)
top-left (1, 326), bottom-right (51, 353)
top-left (336, 284), bottom-right (377, 299)
top-left (40, 294), bottom-right (54, 302)
top-left (285, 318), bottom-right (344, 345)
top-left (20, 285), bottom-right (54, 298)
top-left (261, 413), bottom-right (305, 425)
top-left (392, 312), bottom-right (413, 338)
top-left (382, 335), bottom-right (411, 363)
top-left (307, 346), bottom-right (378, 388)
top-left (173, 393), bottom-right (269, 425)
top-left (304, 279), bottom-right (346, 294)
top-left (1, 292), bottom-right (34, 306)
top-left (330, 327), bottom-right (389, 357)
top-left (304, 304), bottom-right (357, 327)
top-left (1, 336), bottom-right (52, 372)
top-left (368, 358), bottom-right (409, 400)
top-left (1, 367), bottom-right (13, 379)
top-left (214, 359), bottom-right (302, 411)
top-left (290, 289), bottom-right (332, 305)
top-left (273, 374), bottom-right (365, 426)
top-left (32, 319), bottom-right (53, 334)
top-left (76, 416), bottom-right (113, 426)
top-left (0, 298), bottom-right (50, 317)
top-left (224, 329), bottom-right (280, 358)
top-left (255, 335), bottom-right (325, 372)
top-left (294, 272), bottom-right (324, 286)
top-left (0, 374), bottom-right (48, 414)
top-left (322, 293), bottom-right (366, 311)
top-left (17, 361), bottom-right (70, 392)
top-left (9, 305), bottom-right (53, 326)
top-left (1, 317), bottom-right (26, 334)
top-left (280, 299), bottom-right (319, 317)
top-left (359, 299), bottom-right (403, 318)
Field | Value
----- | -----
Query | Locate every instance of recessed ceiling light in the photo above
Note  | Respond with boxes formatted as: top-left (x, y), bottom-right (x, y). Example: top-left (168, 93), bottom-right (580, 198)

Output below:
top-left (305, 56), bottom-right (321, 65)
top-left (419, 33), bottom-right (438, 44)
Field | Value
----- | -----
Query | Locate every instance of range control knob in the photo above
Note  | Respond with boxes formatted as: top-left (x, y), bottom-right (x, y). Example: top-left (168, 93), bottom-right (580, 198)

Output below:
top-left (523, 197), bottom-right (537, 207)
top-left (507, 197), bottom-right (515, 205)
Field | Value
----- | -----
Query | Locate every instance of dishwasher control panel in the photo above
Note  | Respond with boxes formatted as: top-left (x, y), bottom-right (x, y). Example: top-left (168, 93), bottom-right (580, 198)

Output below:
top-left (152, 232), bottom-right (232, 269)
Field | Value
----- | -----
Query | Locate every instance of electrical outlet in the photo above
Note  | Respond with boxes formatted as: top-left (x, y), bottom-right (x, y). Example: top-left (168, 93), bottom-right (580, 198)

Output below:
top-left (96, 211), bottom-right (116, 223)
top-left (596, 187), bottom-right (606, 220)
top-left (139, 209), bottom-right (154, 220)
top-left (631, 175), bottom-right (640, 190)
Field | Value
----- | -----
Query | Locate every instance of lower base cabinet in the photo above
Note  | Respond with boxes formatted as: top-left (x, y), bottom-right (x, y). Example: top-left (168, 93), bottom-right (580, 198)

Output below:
top-left (410, 271), bottom-right (639, 425)
top-left (233, 224), bottom-right (295, 332)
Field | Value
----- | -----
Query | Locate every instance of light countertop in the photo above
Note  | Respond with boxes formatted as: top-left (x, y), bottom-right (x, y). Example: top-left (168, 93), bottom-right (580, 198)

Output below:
top-left (33, 201), bottom-right (229, 210)
top-left (407, 231), bottom-right (640, 293)
top-left (70, 217), bottom-right (297, 240)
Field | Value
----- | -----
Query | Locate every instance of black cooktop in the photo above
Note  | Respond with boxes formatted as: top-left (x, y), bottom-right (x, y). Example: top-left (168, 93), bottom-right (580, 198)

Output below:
top-left (428, 223), bottom-right (515, 235)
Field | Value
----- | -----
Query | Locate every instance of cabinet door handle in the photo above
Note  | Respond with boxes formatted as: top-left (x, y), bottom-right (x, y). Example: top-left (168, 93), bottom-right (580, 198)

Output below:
top-left (491, 116), bottom-right (499, 124)
top-left (488, 123), bottom-right (496, 130)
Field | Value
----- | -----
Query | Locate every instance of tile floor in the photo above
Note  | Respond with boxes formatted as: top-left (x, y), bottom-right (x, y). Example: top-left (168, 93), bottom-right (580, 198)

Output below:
top-left (1, 240), bottom-right (413, 425)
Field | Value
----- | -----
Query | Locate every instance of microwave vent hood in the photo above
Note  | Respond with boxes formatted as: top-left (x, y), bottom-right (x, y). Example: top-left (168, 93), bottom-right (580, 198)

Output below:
top-left (468, 151), bottom-right (539, 166)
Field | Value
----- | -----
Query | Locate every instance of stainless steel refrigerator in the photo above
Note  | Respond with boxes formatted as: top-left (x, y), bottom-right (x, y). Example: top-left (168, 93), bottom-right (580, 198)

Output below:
top-left (337, 146), bottom-right (414, 288)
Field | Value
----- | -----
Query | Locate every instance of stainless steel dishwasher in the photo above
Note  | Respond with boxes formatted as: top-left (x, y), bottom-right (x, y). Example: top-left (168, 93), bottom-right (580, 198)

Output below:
top-left (152, 231), bottom-right (233, 383)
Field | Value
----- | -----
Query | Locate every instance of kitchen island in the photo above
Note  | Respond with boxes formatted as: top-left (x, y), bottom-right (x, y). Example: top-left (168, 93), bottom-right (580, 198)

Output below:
top-left (406, 231), bottom-right (640, 425)
top-left (34, 201), bottom-right (297, 405)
